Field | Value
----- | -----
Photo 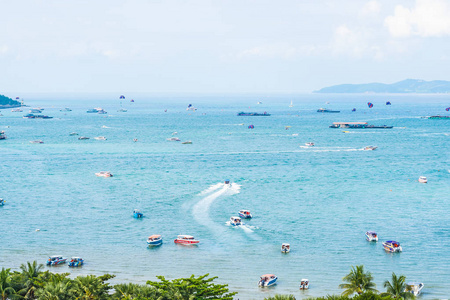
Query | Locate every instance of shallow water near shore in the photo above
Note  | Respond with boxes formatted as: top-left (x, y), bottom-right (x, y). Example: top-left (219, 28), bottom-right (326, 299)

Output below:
top-left (1, 94), bottom-right (449, 299)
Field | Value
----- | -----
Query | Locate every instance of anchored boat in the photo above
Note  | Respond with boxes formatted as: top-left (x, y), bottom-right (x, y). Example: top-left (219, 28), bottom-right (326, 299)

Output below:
top-left (365, 231), bottom-right (378, 242)
top-left (383, 240), bottom-right (402, 252)
top-left (239, 210), bottom-right (252, 219)
top-left (281, 243), bottom-right (290, 253)
top-left (405, 282), bottom-right (424, 296)
top-left (418, 176), bottom-right (427, 183)
top-left (68, 257), bottom-right (84, 267)
top-left (47, 256), bottom-right (67, 266)
top-left (258, 274), bottom-right (277, 287)
top-left (174, 235), bottom-right (199, 245)
top-left (147, 235), bottom-right (163, 246)
top-left (230, 216), bottom-right (242, 226)
top-left (133, 209), bottom-right (143, 218)
top-left (300, 279), bottom-right (309, 290)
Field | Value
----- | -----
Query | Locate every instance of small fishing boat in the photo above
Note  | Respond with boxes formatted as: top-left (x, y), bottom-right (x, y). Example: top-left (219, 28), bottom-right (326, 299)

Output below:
top-left (418, 176), bottom-right (427, 183)
top-left (11, 108), bottom-right (22, 112)
top-left (305, 142), bottom-right (315, 147)
top-left (147, 235), bottom-right (163, 246)
top-left (30, 140), bottom-right (44, 144)
top-left (86, 109), bottom-right (98, 113)
top-left (69, 132), bottom-right (78, 136)
top-left (97, 109), bottom-right (107, 114)
top-left (230, 216), bottom-right (242, 226)
top-left (60, 108), bottom-right (72, 112)
top-left (258, 274), bottom-right (277, 287)
top-left (364, 146), bottom-right (377, 151)
top-left (317, 108), bottom-right (340, 113)
top-left (133, 139), bottom-right (138, 142)
top-left (68, 257), bottom-right (84, 267)
top-left (405, 282), bottom-right (424, 296)
top-left (281, 243), bottom-right (290, 253)
top-left (47, 256), bottom-right (67, 266)
top-left (0, 131), bottom-right (6, 140)
top-left (167, 137), bottom-right (181, 141)
top-left (94, 136), bottom-right (107, 140)
top-left (95, 171), bottom-right (113, 177)
top-left (117, 108), bottom-right (127, 112)
top-left (133, 209), bottom-right (143, 218)
top-left (181, 141), bottom-right (192, 144)
top-left (78, 136), bottom-right (90, 140)
top-left (365, 231), bottom-right (378, 242)
top-left (300, 279), bottom-right (309, 290)
top-left (386, 101), bottom-right (392, 105)
top-left (23, 114), bottom-right (53, 119)
top-left (382, 240), bottom-right (402, 252)
top-left (29, 108), bottom-right (42, 113)
top-left (239, 210), bottom-right (252, 219)
top-left (352, 108), bottom-right (356, 112)
top-left (174, 235), bottom-right (200, 245)
top-left (186, 104), bottom-right (197, 111)
top-left (0, 198), bottom-right (4, 206)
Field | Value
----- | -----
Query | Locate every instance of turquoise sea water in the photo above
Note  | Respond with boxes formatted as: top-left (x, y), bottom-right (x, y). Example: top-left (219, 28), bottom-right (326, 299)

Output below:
top-left (1, 94), bottom-right (449, 299)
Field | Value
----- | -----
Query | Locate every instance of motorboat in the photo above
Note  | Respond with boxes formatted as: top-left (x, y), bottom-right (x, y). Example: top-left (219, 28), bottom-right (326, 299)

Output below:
top-left (181, 141), bottom-right (192, 144)
top-left (78, 136), bottom-right (90, 140)
top-left (186, 104), bottom-right (197, 111)
top-left (405, 282), bottom-right (424, 296)
top-left (300, 279), bottom-right (309, 290)
top-left (11, 108), bottom-right (22, 112)
top-left (174, 235), bottom-right (200, 245)
top-left (60, 108), bottom-right (72, 112)
top-left (364, 146), bottom-right (377, 151)
top-left (0, 131), bottom-right (6, 140)
top-left (133, 209), bottom-right (143, 218)
top-left (86, 109), bottom-right (98, 113)
top-left (30, 140), bottom-right (44, 144)
top-left (382, 240), bottom-right (402, 252)
top-left (230, 216), bottom-right (242, 226)
top-left (147, 235), bottom-right (163, 246)
top-left (68, 257), bottom-right (84, 267)
top-left (23, 114), bottom-right (53, 119)
top-left (281, 243), bottom-right (290, 253)
top-left (94, 136), bottom-right (107, 140)
top-left (29, 108), bottom-right (42, 113)
top-left (317, 108), bottom-right (340, 113)
top-left (418, 176), bottom-right (427, 183)
top-left (365, 231), bottom-right (378, 242)
top-left (69, 132), bottom-right (78, 136)
top-left (46, 256), bottom-right (67, 266)
top-left (224, 179), bottom-right (230, 185)
top-left (0, 198), bottom-right (4, 206)
top-left (117, 108), bottom-right (127, 112)
top-left (167, 137), bottom-right (181, 141)
top-left (95, 171), bottom-right (113, 177)
top-left (258, 274), bottom-right (277, 287)
top-left (239, 210), bottom-right (252, 219)
top-left (305, 142), bottom-right (315, 147)
top-left (97, 109), bottom-right (107, 114)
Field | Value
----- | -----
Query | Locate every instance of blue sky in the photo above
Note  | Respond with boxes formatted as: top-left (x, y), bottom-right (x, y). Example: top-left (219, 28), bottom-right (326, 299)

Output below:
top-left (1, 0), bottom-right (450, 93)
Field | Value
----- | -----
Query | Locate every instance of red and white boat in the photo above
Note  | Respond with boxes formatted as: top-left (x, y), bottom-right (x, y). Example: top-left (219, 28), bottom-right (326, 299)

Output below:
top-left (174, 235), bottom-right (199, 245)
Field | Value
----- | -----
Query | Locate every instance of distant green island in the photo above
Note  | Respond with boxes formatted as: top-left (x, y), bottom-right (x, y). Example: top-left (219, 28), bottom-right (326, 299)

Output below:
top-left (0, 94), bottom-right (21, 108)
top-left (315, 79), bottom-right (450, 93)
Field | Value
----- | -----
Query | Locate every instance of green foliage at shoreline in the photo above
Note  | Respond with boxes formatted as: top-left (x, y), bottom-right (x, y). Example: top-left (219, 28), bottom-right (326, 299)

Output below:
top-left (0, 94), bottom-right (20, 107)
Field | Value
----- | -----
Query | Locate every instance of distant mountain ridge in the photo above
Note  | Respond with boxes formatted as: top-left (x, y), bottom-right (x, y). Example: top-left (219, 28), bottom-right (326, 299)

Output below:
top-left (0, 94), bottom-right (21, 108)
top-left (315, 79), bottom-right (450, 93)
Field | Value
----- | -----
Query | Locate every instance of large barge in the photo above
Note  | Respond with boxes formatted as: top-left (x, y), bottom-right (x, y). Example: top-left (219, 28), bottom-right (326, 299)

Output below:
top-left (237, 112), bottom-right (271, 116)
top-left (330, 122), bottom-right (393, 129)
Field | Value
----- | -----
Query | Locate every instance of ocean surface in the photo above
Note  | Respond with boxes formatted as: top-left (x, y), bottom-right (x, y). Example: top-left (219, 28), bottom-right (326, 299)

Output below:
top-left (1, 94), bottom-right (449, 299)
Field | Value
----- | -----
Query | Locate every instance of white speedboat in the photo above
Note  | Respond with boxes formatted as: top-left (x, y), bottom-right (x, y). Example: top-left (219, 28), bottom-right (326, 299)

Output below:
top-left (258, 274), bottom-right (277, 287)
top-left (69, 132), bottom-right (78, 136)
top-left (305, 142), bottom-right (315, 147)
top-left (167, 137), bottom-right (181, 141)
top-left (30, 140), bottom-right (44, 144)
top-left (230, 216), bottom-right (242, 226)
top-left (382, 240), bottom-right (402, 252)
top-left (418, 176), bottom-right (427, 183)
top-left (95, 171), bottom-right (113, 177)
top-left (300, 279), bottom-right (309, 290)
top-left (94, 136), bottom-right (107, 140)
top-left (281, 243), bottom-right (290, 253)
top-left (364, 146), bottom-right (377, 151)
top-left (117, 108), bottom-right (127, 112)
top-left (365, 231), bottom-right (378, 242)
top-left (60, 108), bottom-right (72, 112)
top-left (239, 210), bottom-right (252, 219)
top-left (405, 282), bottom-right (424, 296)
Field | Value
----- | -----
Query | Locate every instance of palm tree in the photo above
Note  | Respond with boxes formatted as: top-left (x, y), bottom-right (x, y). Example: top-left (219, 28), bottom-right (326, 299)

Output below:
top-left (0, 268), bottom-right (18, 300)
top-left (339, 265), bottom-right (378, 296)
top-left (35, 281), bottom-right (73, 300)
top-left (18, 261), bottom-right (44, 299)
top-left (264, 295), bottom-right (296, 300)
top-left (73, 275), bottom-right (113, 300)
top-left (381, 273), bottom-right (414, 299)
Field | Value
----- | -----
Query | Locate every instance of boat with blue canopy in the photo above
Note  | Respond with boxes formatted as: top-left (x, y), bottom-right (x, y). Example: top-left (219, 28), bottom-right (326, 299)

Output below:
top-left (258, 274), bottom-right (277, 287)
top-left (133, 209), bottom-right (143, 218)
top-left (383, 240), bottom-right (402, 252)
top-left (147, 235), bottom-right (163, 246)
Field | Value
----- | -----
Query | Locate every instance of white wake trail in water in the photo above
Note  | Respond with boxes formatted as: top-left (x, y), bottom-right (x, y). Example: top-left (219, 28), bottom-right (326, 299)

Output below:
top-left (193, 183), bottom-right (241, 232)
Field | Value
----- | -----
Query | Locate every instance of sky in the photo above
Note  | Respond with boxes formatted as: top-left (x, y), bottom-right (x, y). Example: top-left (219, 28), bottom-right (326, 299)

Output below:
top-left (1, 0), bottom-right (450, 94)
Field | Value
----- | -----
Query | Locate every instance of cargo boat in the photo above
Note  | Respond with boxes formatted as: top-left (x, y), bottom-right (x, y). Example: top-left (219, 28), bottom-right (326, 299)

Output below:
top-left (330, 122), bottom-right (393, 129)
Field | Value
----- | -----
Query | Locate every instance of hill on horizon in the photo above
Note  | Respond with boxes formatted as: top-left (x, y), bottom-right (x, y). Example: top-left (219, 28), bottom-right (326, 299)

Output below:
top-left (315, 79), bottom-right (450, 93)
top-left (0, 94), bottom-right (21, 108)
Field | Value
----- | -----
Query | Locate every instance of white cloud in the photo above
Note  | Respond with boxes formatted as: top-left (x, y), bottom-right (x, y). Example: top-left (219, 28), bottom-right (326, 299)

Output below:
top-left (361, 0), bottom-right (381, 16)
top-left (385, 0), bottom-right (450, 37)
